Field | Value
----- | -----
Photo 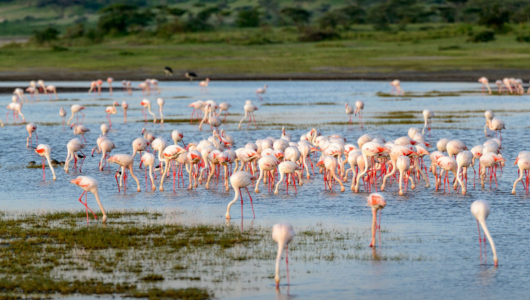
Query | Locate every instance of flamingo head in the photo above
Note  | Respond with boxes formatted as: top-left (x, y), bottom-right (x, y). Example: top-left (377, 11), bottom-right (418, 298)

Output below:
top-left (114, 101), bottom-right (120, 106)
top-left (70, 177), bottom-right (83, 186)
top-left (107, 77), bottom-right (113, 83)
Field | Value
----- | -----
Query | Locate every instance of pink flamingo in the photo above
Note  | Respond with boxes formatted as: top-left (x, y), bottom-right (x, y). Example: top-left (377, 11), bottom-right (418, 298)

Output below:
top-left (470, 200), bottom-right (498, 267)
top-left (45, 85), bottom-right (58, 100)
top-left (140, 99), bottom-right (157, 124)
top-left (238, 100), bottom-right (258, 130)
top-left (35, 144), bottom-right (57, 181)
top-left (159, 145), bottom-right (187, 191)
top-left (64, 138), bottom-right (85, 173)
top-left (272, 223), bottom-right (295, 288)
top-left (105, 101), bottom-right (119, 129)
top-left (188, 101), bottom-right (205, 123)
top-left (70, 176), bottom-right (108, 224)
top-left (67, 104), bottom-right (85, 125)
top-left (107, 77), bottom-right (113, 95)
top-left (367, 193), bottom-right (386, 247)
top-left (71, 123), bottom-right (90, 143)
top-left (345, 103), bottom-right (354, 124)
top-left (256, 84), bottom-right (267, 100)
top-left (199, 78), bottom-right (210, 93)
top-left (354, 100), bottom-right (364, 128)
top-left (390, 80), bottom-right (404, 95)
top-left (26, 123), bottom-right (37, 148)
top-left (108, 154), bottom-right (141, 193)
top-left (121, 101), bottom-right (128, 123)
top-left (225, 171), bottom-right (257, 219)
top-left (512, 157), bottom-right (530, 195)
top-left (478, 77), bottom-right (492, 94)
top-left (6, 103), bottom-right (25, 123)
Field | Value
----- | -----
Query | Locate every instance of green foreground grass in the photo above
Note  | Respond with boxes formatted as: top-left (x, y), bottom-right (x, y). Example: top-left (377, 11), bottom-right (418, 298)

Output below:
top-left (2, 29), bottom-right (530, 78)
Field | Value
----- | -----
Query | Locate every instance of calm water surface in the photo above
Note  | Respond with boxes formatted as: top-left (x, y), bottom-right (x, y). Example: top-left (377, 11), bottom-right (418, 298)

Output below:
top-left (0, 80), bottom-right (529, 299)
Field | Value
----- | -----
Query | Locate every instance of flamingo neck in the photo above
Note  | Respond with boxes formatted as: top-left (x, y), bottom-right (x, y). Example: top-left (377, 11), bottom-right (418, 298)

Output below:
top-left (479, 220), bottom-right (498, 265)
top-left (93, 189), bottom-right (107, 218)
top-left (275, 242), bottom-right (284, 285)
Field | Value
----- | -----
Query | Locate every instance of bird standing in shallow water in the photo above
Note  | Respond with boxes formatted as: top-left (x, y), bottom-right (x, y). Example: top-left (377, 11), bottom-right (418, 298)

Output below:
top-left (272, 223), bottom-right (295, 288)
top-left (367, 193), bottom-right (386, 247)
top-left (35, 144), bottom-right (56, 181)
top-left (470, 200), bottom-right (498, 267)
top-left (225, 171), bottom-right (256, 219)
top-left (70, 176), bottom-right (108, 224)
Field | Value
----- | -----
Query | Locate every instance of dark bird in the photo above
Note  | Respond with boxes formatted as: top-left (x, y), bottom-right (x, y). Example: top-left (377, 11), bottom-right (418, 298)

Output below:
top-left (185, 72), bottom-right (198, 81)
top-left (164, 66), bottom-right (173, 77)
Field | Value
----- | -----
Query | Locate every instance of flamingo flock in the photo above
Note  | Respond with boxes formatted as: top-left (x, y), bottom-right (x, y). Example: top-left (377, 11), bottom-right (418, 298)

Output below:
top-left (3, 77), bottom-right (515, 290)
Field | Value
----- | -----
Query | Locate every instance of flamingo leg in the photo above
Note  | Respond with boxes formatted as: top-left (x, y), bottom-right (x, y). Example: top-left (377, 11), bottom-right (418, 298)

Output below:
top-left (245, 187), bottom-right (255, 219)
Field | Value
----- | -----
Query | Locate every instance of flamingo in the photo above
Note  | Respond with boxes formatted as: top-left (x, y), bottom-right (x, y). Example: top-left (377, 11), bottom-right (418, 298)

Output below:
top-left (157, 98), bottom-right (164, 124)
top-left (256, 84), bottom-right (267, 100)
top-left (354, 142), bottom-right (388, 193)
top-left (456, 151), bottom-right (473, 195)
top-left (88, 81), bottom-right (97, 94)
top-left (108, 154), bottom-right (141, 193)
top-left (317, 156), bottom-right (344, 192)
top-left (92, 138), bottom-right (115, 171)
top-left (367, 193), bottom-right (386, 247)
top-left (199, 104), bottom-right (221, 131)
top-left (512, 157), bottom-right (530, 195)
top-left (105, 101), bottom-right (119, 129)
top-left (396, 156), bottom-right (414, 195)
top-left (479, 153), bottom-right (505, 188)
top-left (140, 99), bottom-right (157, 124)
top-left (26, 123), bottom-right (37, 148)
top-left (59, 107), bottom-right (67, 129)
top-left (28, 81), bottom-right (40, 101)
top-left (100, 123), bottom-right (109, 136)
top-left (67, 104), bottom-right (85, 125)
top-left (107, 77), bottom-right (113, 95)
top-left (139, 82), bottom-right (151, 96)
top-left (238, 100), bottom-right (258, 130)
top-left (218, 102), bottom-right (231, 121)
top-left (470, 200), bottom-right (498, 267)
top-left (478, 77), bottom-right (492, 94)
top-left (225, 171), bottom-right (257, 219)
top-left (64, 138), bottom-right (86, 173)
top-left (272, 223), bottom-right (295, 288)
top-left (435, 156), bottom-right (461, 193)
top-left (121, 101), bottom-right (128, 123)
top-left (354, 100), bottom-right (364, 128)
top-left (172, 130), bottom-right (186, 147)
top-left (35, 144), bottom-right (57, 181)
top-left (274, 161), bottom-right (303, 194)
top-left (199, 78), bottom-right (210, 93)
top-left (390, 80), bottom-right (404, 95)
top-left (422, 109), bottom-right (434, 135)
top-left (345, 103), bottom-right (354, 124)
top-left (45, 85), bottom-right (58, 100)
top-left (70, 176), bottom-right (108, 224)
top-left (159, 145), bottom-right (187, 192)
top-left (13, 88), bottom-right (28, 102)
top-left (255, 155), bottom-right (280, 193)
top-left (186, 150), bottom-right (202, 190)
top-left (188, 101), bottom-right (204, 124)
top-left (71, 123), bottom-right (90, 143)
top-left (141, 152), bottom-right (156, 191)
top-left (486, 118), bottom-right (506, 139)
top-left (150, 79), bottom-right (161, 94)
top-left (446, 140), bottom-right (467, 158)
top-left (6, 103), bottom-right (25, 123)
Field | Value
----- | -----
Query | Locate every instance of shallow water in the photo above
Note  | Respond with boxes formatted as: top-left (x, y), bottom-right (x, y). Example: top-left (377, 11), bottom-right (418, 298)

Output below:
top-left (1, 80), bottom-right (529, 299)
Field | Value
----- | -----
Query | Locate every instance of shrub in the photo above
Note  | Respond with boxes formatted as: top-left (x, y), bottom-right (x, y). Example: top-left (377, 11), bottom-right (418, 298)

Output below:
top-left (236, 8), bottom-right (260, 27)
top-left (32, 27), bottom-right (59, 45)
top-left (467, 30), bottom-right (495, 43)
top-left (516, 33), bottom-right (530, 43)
top-left (64, 24), bottom-right (85, 39)
top-left (298, 27), bottom-right (340, 42)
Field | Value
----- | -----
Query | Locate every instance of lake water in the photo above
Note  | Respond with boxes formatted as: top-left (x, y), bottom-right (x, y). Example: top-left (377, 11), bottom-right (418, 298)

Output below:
top-left (0, 80), bottom-right (529, 299)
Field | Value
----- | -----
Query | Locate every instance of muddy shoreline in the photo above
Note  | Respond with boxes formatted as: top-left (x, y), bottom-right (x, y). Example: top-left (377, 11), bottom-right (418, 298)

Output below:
top-left (0, 69), bottom-right (529, 82)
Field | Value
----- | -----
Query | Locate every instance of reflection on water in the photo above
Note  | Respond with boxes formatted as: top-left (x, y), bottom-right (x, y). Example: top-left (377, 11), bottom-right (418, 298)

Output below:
top-left (1, 80), bottom-right (530, 299)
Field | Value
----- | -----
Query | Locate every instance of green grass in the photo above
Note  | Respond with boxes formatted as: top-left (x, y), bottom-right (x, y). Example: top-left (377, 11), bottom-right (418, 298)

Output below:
top-left (1, 27), bottom-right (530, 77)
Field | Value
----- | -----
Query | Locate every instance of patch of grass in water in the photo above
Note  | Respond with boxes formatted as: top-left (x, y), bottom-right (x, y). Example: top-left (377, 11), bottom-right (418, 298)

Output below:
top-left (141, 274), bottom-right (165, 281)
top-left (128, 288), bottom-right (210, 300)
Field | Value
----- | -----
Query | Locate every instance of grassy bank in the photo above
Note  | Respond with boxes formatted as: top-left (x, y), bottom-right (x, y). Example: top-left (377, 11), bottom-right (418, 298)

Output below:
top-left (1, 25), bottom-right (530, 80)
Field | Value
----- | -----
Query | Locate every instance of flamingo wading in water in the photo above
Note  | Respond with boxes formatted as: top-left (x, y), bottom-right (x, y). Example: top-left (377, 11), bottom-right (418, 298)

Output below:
top-left (272, 223), bottom-right (295, 287)
top-left (470, 200), bottom-right (498, 267)
top-left (70, 176), bottom-right (108, 224)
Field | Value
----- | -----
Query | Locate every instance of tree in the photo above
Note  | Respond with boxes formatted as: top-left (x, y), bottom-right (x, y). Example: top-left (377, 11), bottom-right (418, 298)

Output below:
top-left (476, 2), bottom-right (510, 31)
top-left (236, 7), bottom-right (260, 27)
top-left (318, 10), bottom-right (350, 30)
top-left (36, 0), bottom-right (82, 18)
top-left (97, 4), bottom-right (153, 35)
top-left (280, 7), bottom-right (311, 27)
top-left (341, 5), bottom-right (366, 24)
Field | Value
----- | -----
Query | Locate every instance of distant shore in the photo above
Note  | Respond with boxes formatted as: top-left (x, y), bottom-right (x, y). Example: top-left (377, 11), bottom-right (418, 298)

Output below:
top-left (0, 69), bottom-right (528, 83)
